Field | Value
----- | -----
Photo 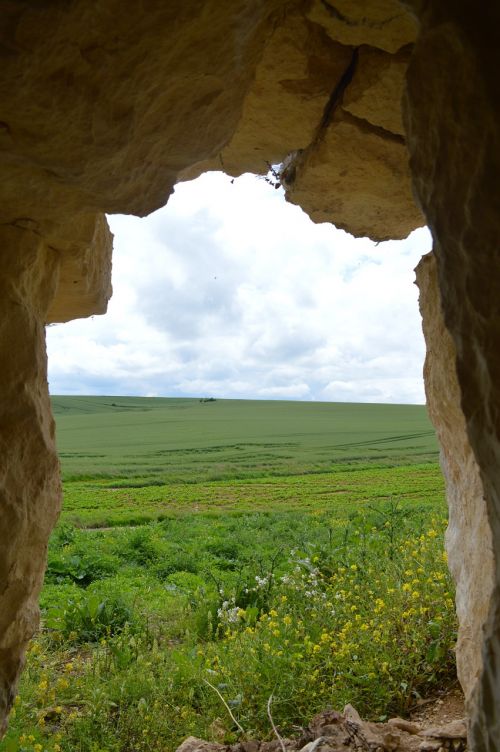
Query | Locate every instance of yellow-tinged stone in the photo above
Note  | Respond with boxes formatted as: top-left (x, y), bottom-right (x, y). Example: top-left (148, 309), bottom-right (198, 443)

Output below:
top-left (182, 13), bottom-right (353, 179)
top-left (0, 226), bottom-right (61, 733)
top-left (342, 46), bottom-right (410, 136)
top-left (306, 0), bottom-right (417, 53)
top-left (416, 252), bottom-right (494, 706)
top-left (284, 112), bottom-right (423, 240)
top-left (46, 214), bottom-right (113, 324)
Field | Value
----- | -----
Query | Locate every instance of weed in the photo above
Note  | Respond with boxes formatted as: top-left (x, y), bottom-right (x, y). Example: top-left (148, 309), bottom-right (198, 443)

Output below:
top-left (3, 398), bottom-right (453, 752)
top-left (6, 504), bottom-right (457, 752)
top-left (46, 592), bottom-right (134, 643)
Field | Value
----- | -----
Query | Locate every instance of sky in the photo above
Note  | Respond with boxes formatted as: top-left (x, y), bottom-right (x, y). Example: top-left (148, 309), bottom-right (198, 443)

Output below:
top-left (46, 171), bottom-right (432, 404)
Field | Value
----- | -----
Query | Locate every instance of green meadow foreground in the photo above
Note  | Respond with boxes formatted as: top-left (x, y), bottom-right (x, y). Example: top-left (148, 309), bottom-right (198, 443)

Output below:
top-left (3, 398), bottom-right (457, 752)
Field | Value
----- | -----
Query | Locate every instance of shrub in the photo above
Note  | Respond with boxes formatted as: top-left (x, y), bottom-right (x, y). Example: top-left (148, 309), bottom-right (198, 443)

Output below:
top-left (199, 516), bottom-right (457, 725)
top-left (51, 522), bottom-right (77, 547)
top-left (152, 548), bottom-right (200, 579)
top-left (46, 550), bottom-right (120, 586)
top-left (122, 527), bottom-right (163, 565)
top-left (165, 571), bottom-right (207, 592)
top-left (11, 504), bottom-right (456, 752)
top-left (46, 591), bottom-right (133, 643)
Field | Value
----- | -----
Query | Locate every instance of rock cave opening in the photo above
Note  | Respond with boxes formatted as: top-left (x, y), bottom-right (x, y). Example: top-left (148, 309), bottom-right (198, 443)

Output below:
top-left (34, 170), bottom-right (464, 752)
top-left (1, 1), bottom-right (499, 749)
top-left (47, 171), bottom-right (431, 405)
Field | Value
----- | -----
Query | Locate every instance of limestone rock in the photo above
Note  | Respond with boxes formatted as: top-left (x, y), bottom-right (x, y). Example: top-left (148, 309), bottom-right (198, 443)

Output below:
top-left (342, 704), bottom-right (362, 724)
top-left (306, 0), bottom-right (418, 53)
top-left (284, 111), bottom-right (423, 240)
top-left (0, 1), bottom-right (284, 222)
top-left (342, 46), bottom-right (411, 136)
top-left (416, 252), bottom-right (495, 706)
top-left (421, 719), bottom-right (468, 740)
top-left (417, 742), bottom-right (441, 752)
top-left (175, 707), bottom-right (434, 752)
top-left (0, 226), bottom-right (61, 733)
top-left (388, 717), bottom-right (421, 735)
top-left (180, 12), bottom-right (353, 180)
top-left (308, 708), bottom-right (344, 737)
top-left (406, 2), bottom-right (500, 747)
top-left (46, 213), bottom-right (113, 324)
top-left (0, 0), bottom-right (286, 321)
top-left (176, 736), bottom-right (226, 752)
top-left (240, 741), bottom-right (260, 752)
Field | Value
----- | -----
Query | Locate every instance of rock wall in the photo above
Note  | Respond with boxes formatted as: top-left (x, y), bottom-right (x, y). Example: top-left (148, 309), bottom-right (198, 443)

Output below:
top-left (0, 226), bottom-right (61, 732)
top-left (0, 0), bottom-right (287, 322)
top-left (46, 213), bottom-right (113, 324)
top-left (281, 1), bottom-right (423, 240)
top-left (404, 3), bottom-right (500, 748)
top-left (416, 252), bottom-right (495, 707)
top-left (0, 0), bottom-right (423, 293)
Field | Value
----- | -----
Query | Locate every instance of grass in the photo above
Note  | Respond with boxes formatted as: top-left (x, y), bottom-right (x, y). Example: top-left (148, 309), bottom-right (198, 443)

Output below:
top-left (1, 397), bottom-right (457, 752)
top-left (53, 396), bottom-right (438, 483)
top-left (61, 463), bottom-right (444, 528)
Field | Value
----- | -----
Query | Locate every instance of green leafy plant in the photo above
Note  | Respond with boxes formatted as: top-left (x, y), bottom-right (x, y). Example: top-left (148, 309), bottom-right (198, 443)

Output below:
top-left (46, 592), bottom-right (133, 642)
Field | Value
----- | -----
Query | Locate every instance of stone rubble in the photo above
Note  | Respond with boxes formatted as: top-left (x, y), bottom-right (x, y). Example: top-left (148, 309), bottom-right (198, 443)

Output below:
top-left (175, 706), bottom-right (468, 752)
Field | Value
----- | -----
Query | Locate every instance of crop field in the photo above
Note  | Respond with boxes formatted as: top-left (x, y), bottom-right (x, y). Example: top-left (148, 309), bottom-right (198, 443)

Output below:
top-left (3, 398), bottom-right (457, 752)
top-left (54, 396), bottom-right (441, 527)
top-left (53, 396), bottom-right (439, 484)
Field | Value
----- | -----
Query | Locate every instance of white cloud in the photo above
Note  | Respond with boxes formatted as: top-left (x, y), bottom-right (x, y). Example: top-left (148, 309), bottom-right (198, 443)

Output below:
top-left (46, 172), bottom-right (432, 403)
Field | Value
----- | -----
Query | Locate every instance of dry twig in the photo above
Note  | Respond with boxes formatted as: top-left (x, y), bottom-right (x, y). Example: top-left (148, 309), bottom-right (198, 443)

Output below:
top-left (203, 679), bottom-right (246, 735)
top-left (267, 694), bottom-right (287, 752)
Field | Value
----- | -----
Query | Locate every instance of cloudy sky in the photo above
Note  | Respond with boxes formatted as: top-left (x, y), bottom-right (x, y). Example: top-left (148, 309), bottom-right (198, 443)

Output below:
top-left (46, 172), bottom-right (432, 404)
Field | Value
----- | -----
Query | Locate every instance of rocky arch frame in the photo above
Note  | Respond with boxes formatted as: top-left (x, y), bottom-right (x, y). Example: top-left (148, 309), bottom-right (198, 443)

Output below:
top-left (1, 2), bottom-right (499, 748)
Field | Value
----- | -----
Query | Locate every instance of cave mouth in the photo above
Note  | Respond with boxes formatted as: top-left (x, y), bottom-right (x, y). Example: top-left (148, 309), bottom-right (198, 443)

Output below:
top-left (1, 1), bottom-right (498, 745)
top-left (9, 170), bottom-right (462, 750)
top-left (46, 171), bottom-right (431, 406)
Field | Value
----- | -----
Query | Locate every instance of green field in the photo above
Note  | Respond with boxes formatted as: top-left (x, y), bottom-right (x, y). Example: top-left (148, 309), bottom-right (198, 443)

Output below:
top-left (53, 396), bottom-right (439, 483)
top-left (53, 396), bottom-right (441, 528)
top-left (3, 397), bottom-right (456, 752)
